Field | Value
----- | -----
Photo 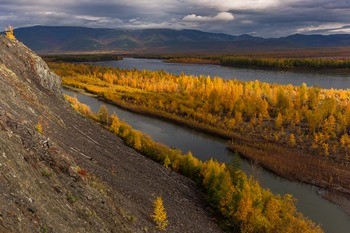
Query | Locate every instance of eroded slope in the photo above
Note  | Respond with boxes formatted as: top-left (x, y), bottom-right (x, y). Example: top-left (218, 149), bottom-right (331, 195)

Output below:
top-left (0, 36), bottom-right (221, 232)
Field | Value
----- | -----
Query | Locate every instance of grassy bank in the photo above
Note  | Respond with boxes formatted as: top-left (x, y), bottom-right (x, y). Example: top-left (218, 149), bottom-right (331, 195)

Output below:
top-left (65, 94), bottom-right (322, 233)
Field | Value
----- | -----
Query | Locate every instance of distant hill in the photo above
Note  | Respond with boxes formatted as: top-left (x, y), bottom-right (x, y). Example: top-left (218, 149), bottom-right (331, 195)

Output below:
top-left (12, 25), bottom-right (350, 54)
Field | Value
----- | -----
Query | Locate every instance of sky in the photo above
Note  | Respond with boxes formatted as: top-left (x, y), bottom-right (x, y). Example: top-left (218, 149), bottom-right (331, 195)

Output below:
top-left (1, 0), bottom-right (350, 37)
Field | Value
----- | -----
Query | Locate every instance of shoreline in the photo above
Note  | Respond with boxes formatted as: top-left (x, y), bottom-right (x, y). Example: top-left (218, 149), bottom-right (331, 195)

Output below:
top-left (164, 57), bottom-right (350, 73)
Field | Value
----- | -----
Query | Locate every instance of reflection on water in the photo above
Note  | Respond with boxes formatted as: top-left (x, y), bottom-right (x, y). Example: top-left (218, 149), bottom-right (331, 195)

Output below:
top-left (90, 58), bottom-right (350, 89)
top-left (63, 89), bottom-right (350, 233)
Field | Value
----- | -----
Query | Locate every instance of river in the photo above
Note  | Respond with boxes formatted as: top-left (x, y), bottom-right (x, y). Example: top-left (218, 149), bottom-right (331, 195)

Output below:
top-left (90, 58), bottom-right (350, 89)
top-left (63, 88), bottom-right (350, 233)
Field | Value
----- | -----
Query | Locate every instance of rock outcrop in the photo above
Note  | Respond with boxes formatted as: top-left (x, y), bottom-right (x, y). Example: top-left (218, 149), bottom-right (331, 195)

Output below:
top-left (0, 36), bottom-right (221, 232)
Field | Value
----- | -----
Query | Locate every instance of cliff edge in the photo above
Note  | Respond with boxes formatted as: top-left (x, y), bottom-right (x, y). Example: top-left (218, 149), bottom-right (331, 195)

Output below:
top-left (0, 36), bottom-right (221, 232)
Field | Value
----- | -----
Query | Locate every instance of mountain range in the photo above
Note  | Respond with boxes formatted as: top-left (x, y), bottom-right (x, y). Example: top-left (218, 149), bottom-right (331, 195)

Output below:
top-left (11, 25), bottom-right (350, 54)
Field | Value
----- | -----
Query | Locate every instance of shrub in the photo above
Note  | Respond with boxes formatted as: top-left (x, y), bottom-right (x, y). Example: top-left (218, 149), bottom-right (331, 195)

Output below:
top-left (152, 197), bottom-right (168, 230)
top-left (36, 122), bottom-right (43, 134)
top-left (42, 170), bottom-right (53, 178)
top-left (5, 25), bottom-right (16, 40)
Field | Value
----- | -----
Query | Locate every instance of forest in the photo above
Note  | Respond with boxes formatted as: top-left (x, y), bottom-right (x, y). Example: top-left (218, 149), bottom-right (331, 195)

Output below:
top-left (220, 57), bottom-right (350, 69)
top-left (65, 94), bottom-right (322, 233)
top-left (166, 56), bottom-right (350, 69)
top-left (43, 54), bottom-right (123, 62)
top-left (50, 62), bottom-right (350, 197)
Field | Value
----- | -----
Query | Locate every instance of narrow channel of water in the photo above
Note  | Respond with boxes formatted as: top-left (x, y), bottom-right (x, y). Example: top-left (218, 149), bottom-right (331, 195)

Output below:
top-left (90, 58), bottom-right (350, 89)
top-left (63, 89), bottom-right (350, 233)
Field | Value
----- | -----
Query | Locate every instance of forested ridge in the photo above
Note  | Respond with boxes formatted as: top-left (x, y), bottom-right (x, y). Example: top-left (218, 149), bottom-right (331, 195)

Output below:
top-left (50, 62), bottom-right (350, 196)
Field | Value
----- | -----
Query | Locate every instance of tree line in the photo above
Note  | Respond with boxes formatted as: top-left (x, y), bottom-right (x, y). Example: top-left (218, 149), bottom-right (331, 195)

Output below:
top-left (220, 57), bottom-right (350, 69)
top-left (164, 56), bottom-right (350, 69)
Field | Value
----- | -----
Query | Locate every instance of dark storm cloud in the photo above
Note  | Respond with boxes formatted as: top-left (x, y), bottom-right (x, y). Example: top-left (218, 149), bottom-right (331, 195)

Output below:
top-left (0, 0), bottom-right (349, 37)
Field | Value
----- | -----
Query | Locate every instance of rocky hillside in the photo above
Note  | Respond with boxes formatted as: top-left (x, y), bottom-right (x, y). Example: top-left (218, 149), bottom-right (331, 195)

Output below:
top-left (0, 36), bottom-right (222, 232)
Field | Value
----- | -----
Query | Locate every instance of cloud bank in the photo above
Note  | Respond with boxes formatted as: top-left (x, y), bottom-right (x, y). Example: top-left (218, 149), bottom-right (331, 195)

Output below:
top-left (183, 12), bottom-right (234, 22)
top-left (0, 0), bottom-right (349, 37)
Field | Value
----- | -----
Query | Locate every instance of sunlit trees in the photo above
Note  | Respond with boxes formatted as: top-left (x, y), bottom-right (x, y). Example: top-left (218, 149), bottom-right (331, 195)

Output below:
top-left (340, 134), bottom-right (350, 149)
top-left (275, 113), bottom-right (283, 130)
top-left (289, 134), bottom-right (296, 146)
top-left (110, 114), bottom-right (120, 134)
top-left (133, 131), bottom-right (142, 150)
top-left (5, 25), bottom-right (16, 40)
top-left (322, 116), bottom-right (336, 139)
top-left (152, 197), bottom-right (168, 230)
top-left (98, 104), bottom-right (109, 124)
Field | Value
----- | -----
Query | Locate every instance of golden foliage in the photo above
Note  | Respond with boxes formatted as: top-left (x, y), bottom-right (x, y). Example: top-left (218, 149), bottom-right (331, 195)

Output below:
top-left (133, 132), bottom-right (142, 150)
top-left (152, 197), bottom-right (168, 230)
top-left (5, 25), bottom-right (16, 40)
top-left (163, 155), bottom-right (171, 168)
top-left (275, 113), bottom-right (283, 130)
top-left (340, 134), bottom-right (350, 149)
top-left (36, 122), bottom-right (43, 134)
top-left (110, 115), bottom-right (120, 134)
top-left (289, 134), bottom-right (296, 146)
top-left (97, 104), bottom-right (109, 124)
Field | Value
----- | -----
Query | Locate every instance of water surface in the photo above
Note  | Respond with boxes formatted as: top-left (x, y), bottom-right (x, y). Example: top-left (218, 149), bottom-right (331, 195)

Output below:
top-left (91, 58), bottom-right (350, 89)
